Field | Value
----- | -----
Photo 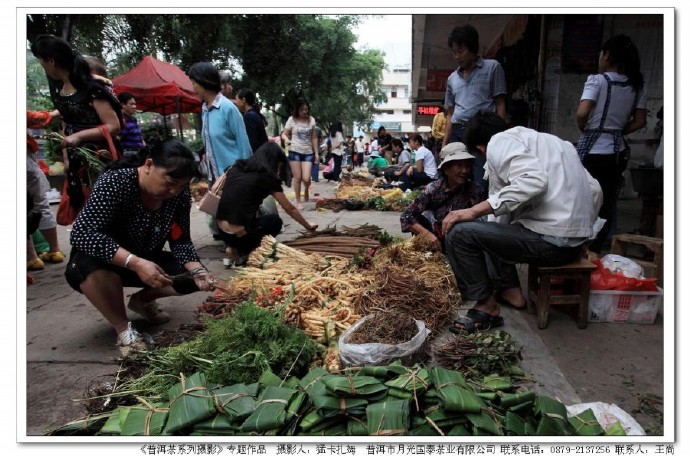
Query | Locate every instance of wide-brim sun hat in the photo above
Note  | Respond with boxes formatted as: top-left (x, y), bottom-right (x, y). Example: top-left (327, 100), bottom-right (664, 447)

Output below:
top-left (437, 142), bottom-right (475, 169)
top-left (370, 150), bottom-right (380, 157)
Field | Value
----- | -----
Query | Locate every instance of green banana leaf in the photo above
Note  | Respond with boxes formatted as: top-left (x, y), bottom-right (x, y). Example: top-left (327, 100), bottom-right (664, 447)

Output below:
top-left (466, 409), bottom-right (503, 435)
top-left (499, 391), bottom-right (536, 409)
top-left (322, 374), bottom-right (388, 400)
top-left (240, 386), bottom-right (295, 433)
top-left (212, 384), bottom-right (258, 421)
top-left (298, 410), bottom-right (343, 433)
top-left (366, 399), bottom-right (410, 436)
top-left (282, 391), bottom-right (309, 436)
top-left (535, 414), bottom-right (574, 436)
top-left (481, 375), bottom-right (513, 391)
top-left (428, 367), bottom-right (483, 413)
top-left (311, 394), bottom-right (369, 417)
top-left (534, 395), bottom-right (568, 420)
top-left (121, 398), bottom-right (169, 436)
top-left (385, 367), bottom-right (430, 399)
top-left (97, 412), bottom-right (123, 436)
top-left (259, 370), bottom-right (283, 388)
top-left (505, 411), bottom-right (529, 436)
top-left (356, 362), bottom-right (408, 380)
top-left (347, 417), bottom-right (369, 436)
top-left (569, 408), bottom-right (605, 436)
top-left (447, 424), bottom-right (472, 436)
top-left (164, 372), bottom-right (216, 434)
top-left (605, 421), bottom-right (627, 436)
top-left (192, 413), bottom-right (235, 433)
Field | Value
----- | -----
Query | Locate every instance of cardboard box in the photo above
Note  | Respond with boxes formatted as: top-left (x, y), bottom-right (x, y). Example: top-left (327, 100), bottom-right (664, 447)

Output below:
top-left (588, 287), bottom-right (663, 324)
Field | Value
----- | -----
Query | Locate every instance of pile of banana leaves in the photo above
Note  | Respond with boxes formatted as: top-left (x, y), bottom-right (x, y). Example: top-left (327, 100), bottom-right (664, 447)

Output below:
top-left (50, 362), bottom-right (625, 437)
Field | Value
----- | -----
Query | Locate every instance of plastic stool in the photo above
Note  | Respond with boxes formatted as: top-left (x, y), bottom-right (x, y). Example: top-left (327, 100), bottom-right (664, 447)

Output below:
top-left (527, 259), bottom-right (597, 329)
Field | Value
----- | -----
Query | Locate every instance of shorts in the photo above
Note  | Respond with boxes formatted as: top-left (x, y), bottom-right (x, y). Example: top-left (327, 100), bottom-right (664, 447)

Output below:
top-left (64, 248), bottom-right (199, 295)
top-left (288, 151), bottom-right (314, 162)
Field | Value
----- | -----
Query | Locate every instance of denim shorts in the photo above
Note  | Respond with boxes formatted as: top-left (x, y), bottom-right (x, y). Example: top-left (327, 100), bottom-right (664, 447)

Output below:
top-left (288, 151), bottom-right (314, 162)
top-left (64, 249), bottom-right (199, 295)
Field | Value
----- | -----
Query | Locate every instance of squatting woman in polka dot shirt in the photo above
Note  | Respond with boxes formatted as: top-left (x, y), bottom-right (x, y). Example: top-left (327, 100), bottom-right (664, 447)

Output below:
top-left (65, 140), bottom-right (216, 352)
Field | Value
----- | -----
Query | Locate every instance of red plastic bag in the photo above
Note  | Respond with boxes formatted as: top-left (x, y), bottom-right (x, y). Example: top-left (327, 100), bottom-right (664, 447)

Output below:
top-left (590, 259), bottom-right (658, 291)
top-left (38, 159), bottom-right (50, 175)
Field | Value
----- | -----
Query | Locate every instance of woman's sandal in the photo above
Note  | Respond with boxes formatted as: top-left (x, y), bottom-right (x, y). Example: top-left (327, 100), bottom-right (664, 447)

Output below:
top-left (449, 308), bottom-right (504, 334)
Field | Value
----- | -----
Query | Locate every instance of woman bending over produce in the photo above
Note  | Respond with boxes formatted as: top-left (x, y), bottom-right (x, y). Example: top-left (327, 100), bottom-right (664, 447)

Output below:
top-left (65, 140), bottom-right (216, 354)
top-left (216, 142), bottom-right (318, 264)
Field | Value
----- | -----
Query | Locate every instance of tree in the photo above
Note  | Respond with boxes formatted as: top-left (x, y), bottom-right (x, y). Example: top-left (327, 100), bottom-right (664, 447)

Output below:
top-left (225, 15), bottom-right (386, 133)
top-left (26, 14), bottom-right (388, 136)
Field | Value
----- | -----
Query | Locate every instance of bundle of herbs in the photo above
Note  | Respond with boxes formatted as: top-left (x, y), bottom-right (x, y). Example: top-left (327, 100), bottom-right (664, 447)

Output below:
top-left (433, 330), bottom-right (525, 382)
top-left (112, 302), bottom-right (320, 402)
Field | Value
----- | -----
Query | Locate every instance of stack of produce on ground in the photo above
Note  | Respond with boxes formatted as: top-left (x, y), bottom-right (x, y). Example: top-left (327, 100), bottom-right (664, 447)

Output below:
top-left (50, 226), bottom-right (640, 436)
top-left (315, 175), bottom-right (419, 212)
top-left (52, 362), bottom-right (629, 437)
top-left (189, 180), bottom-right (209, 200)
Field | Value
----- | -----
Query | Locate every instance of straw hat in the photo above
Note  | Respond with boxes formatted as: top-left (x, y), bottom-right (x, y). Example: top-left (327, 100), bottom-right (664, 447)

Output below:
top-left (437, 142), bottom-right (475, 169)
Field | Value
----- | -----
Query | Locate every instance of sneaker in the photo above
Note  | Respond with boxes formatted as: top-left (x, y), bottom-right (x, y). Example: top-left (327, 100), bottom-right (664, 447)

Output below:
top-left (39, 251), bottom-right (65, 263)
top-left (127, 293), bottom-right (171, 324)
top-left (27, 258), bottom-right (45, 271)
top-left (117, 322), bottom-right (148, 356)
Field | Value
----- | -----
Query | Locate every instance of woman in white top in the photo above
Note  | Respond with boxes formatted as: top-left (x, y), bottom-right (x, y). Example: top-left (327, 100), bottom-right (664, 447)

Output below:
top-left (328, 121), bottom-right (345, 181)
top-left (576, 34), bottom-right (647, 254)
top-left (281, 98), bottom-right (320, 209)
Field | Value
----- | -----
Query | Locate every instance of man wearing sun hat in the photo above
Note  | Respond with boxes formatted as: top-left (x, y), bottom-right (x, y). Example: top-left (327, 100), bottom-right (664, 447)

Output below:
top-left (441, 111), bottom-right (603, 334)
top-left (400, 142), bottom-right (486, 251)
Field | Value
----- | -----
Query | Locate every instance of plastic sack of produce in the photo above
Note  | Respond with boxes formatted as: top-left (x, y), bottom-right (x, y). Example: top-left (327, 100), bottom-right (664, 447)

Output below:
top-left (600, 254), bottom-right (644, 279)
top-left (590, 259), bottom-right (658, 292)
top-left (338, 314), bottom-right (429, 366)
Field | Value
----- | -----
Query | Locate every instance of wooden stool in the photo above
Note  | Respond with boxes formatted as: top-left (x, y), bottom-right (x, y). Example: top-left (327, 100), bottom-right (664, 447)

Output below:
top-left (610, 234), bottom-right (663, 286)
top-left (527, 259), bottom-right (597, 329)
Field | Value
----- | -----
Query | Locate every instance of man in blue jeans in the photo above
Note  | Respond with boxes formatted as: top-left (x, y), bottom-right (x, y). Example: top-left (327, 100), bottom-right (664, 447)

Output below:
top-left (442, 112), bottom-right (603, 333)
top-left (442, 24), bottom-right (507, 192)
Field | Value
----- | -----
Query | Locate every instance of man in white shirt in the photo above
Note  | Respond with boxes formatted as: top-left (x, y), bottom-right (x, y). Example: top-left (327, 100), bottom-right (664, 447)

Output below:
top-left (399, 134), bottom-right (437, 191)
top-left (442, 111), bottom-right (603, 334)
top-left (355, 135), bottom-right (365, 167)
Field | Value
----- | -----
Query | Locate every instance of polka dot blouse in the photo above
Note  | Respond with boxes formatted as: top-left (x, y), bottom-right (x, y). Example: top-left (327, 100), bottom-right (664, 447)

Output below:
top-left (70, 167), bottom-right (200, 266)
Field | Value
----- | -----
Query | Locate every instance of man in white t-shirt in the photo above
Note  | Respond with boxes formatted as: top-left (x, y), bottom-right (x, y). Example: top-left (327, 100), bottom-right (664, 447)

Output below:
top-left (355, 135), bottom-right (365, 167)
top-left (399, 134), bottom-right (437, 191)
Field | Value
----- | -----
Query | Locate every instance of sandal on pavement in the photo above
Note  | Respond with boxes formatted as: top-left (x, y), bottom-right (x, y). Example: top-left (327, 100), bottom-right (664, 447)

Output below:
top-left (39, 251), bottom-right (65, 263)
top-left (27, 258), bottom-right (45, 271)
top-left (496, 293), bottom-right (526, 310)
top-left (450, 308), bottom-right (504, 334)
top-left (127, 293), bottom-right (171, 324)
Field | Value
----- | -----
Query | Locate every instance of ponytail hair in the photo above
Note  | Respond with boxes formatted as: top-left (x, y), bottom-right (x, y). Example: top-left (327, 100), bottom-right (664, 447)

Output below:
top-left (602, 34), bottom-right (644, 93)
top-left (237, 88), bottom-right (268, 127)
top-left (31, 34), bottom-right (93, 97)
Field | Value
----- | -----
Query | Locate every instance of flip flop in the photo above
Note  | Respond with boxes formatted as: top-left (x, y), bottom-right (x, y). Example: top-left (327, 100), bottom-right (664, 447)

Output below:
top-left (496, 293), bottom-right (527, 310)
top-left (449, 308), bottom-right (504, 334)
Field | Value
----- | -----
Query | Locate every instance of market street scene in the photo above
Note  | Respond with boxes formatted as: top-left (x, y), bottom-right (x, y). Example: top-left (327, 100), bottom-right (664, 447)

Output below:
top-left (23, 12), bottom-right (670, 442)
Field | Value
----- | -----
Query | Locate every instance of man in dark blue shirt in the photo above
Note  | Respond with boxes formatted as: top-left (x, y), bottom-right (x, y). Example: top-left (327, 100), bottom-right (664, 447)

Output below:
top-left (117, 92), bottom-right (146, 158)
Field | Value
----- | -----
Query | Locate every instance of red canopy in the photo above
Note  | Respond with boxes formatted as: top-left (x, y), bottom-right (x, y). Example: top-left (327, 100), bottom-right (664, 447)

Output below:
top-left (112, 56), bottom-right (201, 115)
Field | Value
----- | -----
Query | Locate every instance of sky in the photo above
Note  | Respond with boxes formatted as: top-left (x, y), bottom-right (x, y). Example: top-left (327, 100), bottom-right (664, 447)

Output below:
top-left (353, 14), bottom-right (412, 67)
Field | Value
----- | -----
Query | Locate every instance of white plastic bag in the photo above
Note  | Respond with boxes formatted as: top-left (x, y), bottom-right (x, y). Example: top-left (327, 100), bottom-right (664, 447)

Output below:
top-left (566, 402), bottom-right (646, 436)
top-left (601, 254), bottom-right (644, 279)
top-left (338, 315), bottom-right (430, 366)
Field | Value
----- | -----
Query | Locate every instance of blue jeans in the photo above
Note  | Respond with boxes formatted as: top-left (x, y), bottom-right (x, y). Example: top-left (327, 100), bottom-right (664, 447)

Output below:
top-left (444, 221), bottom-right (581, 301)
top-left (450, 123), bottom-right (486, 192)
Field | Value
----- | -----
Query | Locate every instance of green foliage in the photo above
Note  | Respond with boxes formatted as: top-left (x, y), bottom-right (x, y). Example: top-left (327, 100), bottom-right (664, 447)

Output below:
top-left (28, 14), bottom-right (387, 137)
top-left (119, 302), bottom-right (320, 398)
